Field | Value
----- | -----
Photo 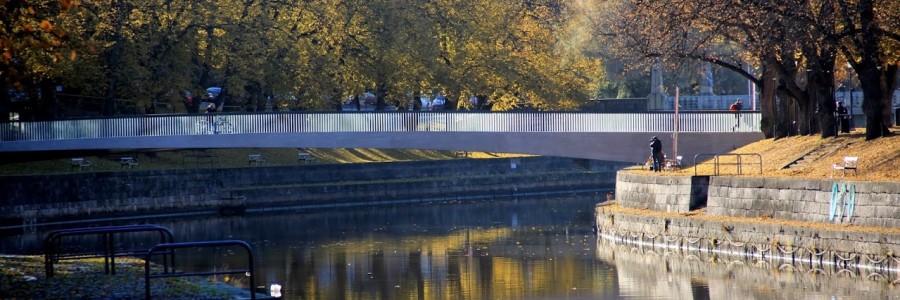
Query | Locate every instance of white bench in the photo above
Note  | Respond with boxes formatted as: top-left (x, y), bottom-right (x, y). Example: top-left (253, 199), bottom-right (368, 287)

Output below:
top-left (298, 152), bottom-right (315, 164)
top-left (248, 154), bottom-right (266, 166)
top-left (832, 156), bottom-right (858, 177)
top-left (70, 158), bottom-right (91, 171)
top-left (120, 156), bottom-right (139, 169)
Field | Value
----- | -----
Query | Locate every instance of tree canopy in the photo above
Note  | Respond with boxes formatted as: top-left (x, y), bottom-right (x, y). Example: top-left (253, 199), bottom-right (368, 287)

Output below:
top-left (2, 0), bottom-right (603, 118)
top-left (5, 0), bottom-right (896, 142)
top-left (592, 0), bottom-right (899, 140)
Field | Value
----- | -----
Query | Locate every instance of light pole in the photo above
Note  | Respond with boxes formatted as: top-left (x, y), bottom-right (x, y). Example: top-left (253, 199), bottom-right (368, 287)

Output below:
top-left (846, 63), bottom-right (855, 129)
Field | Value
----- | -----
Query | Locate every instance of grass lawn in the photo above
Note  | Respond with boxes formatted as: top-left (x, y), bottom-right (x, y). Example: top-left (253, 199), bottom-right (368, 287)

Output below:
top-left (0, 148), bottom-right (530, 176)
top-left (633, 126), bottom-right (900, 182)
top-left (0, 255), bottom-right (241, 299)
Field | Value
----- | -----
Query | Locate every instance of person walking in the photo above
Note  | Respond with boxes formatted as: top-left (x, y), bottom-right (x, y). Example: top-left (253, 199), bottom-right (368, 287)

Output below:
top-left (650, 136), bottom-right (663, 172)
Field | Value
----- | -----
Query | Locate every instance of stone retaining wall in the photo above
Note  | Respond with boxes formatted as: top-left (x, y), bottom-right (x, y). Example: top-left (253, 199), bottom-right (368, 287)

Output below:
top-left (595, 204), bottom-right (900, 269)
top-left (615, 171), bottom-right (900, 228)
top-left (614, 172), bottom-right (708, 213)
top-left (0, 157), bottom-right (628, 225)
top-left (595, 235), bottom-right (897, 300)
top-left (708, 177), bottom-right (900, 228)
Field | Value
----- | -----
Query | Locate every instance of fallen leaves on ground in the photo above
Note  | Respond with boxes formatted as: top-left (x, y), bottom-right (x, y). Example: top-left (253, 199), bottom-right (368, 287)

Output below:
top-left (0, 255), bottom-right (234, 299)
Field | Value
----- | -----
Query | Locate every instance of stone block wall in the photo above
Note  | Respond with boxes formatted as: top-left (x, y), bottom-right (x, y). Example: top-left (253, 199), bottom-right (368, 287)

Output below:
top-left (595, 205), bottom-right (900, 265)
top-left (614, 172), bottom-right (708, 213)
top-left (594, 228), bottom-right (896, 300)
top-left (0, 157), bottom-right (629, 223)
top-left (707, 177), bottom-right (900, 228)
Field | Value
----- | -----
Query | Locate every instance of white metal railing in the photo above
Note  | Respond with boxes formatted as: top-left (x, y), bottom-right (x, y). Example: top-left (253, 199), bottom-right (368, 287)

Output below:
top-left (664, 95), bottom-right (758, 111)
top-left (0, 112), bottom-right (760, 142)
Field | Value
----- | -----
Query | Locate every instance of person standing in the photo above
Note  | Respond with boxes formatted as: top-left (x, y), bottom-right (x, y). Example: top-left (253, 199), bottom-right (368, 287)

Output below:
top-left (205, 102), bottom-right (216, 114)
top-left (204, 103), bottom-right (217, 134)
top-left (836, 101), bottom-right (850, 133)
top-left (650, 136), bottom-right (663, 172)
top-left (183, 91), bottom-right (196, 113)
top-left (729, 99), bottom-right (743, 112)
top-left (729, 99), bottom-right (743, 130)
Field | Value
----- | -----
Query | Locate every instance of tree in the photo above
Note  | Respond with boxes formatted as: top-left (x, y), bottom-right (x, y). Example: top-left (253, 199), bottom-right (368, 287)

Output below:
top-left (6, 0), bottom-right (606, 116)
top-left (836, 0), bottom-right (900, 140)
top-left (594, 0), bottom-right (898, 140)
top-left (1, 0), bottom-right (81, 120)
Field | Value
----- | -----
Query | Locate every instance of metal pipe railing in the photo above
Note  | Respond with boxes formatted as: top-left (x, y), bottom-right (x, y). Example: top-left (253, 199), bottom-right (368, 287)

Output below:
top-left (144, 240), bottom-right (256, 300)
top-left (693, 153), bottom-right (763, 176)
top-left (44, 225), bottom-right (175, 278)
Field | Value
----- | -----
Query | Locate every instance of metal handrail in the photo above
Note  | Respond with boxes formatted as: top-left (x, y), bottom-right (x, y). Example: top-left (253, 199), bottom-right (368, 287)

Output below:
top-left (1, 111), bottom-right (761, 142)
top-left (43, 225), bottom-right (175, 277)
top-left (693, 153), bottom-right (763, 176)
top-left (144, 240), bottom-right (256, 300)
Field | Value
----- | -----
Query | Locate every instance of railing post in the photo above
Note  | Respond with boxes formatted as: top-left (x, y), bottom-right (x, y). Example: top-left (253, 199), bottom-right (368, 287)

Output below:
top-left (145, 240), bottom-right (255, 300)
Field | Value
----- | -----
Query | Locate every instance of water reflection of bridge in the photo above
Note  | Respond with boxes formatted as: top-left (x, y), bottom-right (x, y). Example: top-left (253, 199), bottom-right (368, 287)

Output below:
top-left (0, 111), bottom-right (763, 163)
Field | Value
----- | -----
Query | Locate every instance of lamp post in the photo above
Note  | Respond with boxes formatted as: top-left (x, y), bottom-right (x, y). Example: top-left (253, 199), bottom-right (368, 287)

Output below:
top-left (673, 87), bottom-right (679, 160)
top-left (846, 63), bottom-right (855, 129)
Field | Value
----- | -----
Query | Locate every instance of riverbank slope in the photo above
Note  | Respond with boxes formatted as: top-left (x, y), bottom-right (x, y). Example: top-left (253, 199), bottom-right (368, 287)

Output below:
top-left (600, 127), bottom-right (900, 271)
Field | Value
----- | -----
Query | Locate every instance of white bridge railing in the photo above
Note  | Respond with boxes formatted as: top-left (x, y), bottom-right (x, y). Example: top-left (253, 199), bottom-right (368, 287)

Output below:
top-left (1, 111), bottom-right (760, 142)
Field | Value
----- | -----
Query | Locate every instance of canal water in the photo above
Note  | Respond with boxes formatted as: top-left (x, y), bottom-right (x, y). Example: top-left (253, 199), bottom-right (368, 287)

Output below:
top-left (3, 195), bottom-right (897, 299)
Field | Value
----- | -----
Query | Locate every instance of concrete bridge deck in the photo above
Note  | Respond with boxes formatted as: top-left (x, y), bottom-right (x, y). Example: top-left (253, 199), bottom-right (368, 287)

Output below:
top-left (0, 111), bottom-right (764, 163)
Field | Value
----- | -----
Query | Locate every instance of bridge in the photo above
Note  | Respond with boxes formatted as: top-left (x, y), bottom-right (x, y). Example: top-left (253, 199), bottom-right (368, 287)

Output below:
top-left (0, 111), bottom-right (763, 164)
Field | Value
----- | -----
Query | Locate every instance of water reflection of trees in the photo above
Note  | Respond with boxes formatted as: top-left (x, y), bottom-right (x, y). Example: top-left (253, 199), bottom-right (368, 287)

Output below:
top-left (1, 197), bottom-right (613, 299)
top-left (279, 227), bottom-right (614, 300)
top-left (595, 238), bottom-right (899, 300)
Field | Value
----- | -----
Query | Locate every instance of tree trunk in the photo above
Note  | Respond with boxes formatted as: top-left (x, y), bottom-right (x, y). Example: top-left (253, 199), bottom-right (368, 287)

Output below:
top-left (104, 0), bottom-right (129, 116)
top-left (39, 79), bottom-right (58, 119)
top-left (793, 94), bottom-right (812, 135)
top-left (879, 65), bottom-right (897, 135)
top-left (810, 60), bottom-right (837, 138)
top-left (854, 56), bottom-right (891, 140)
top-left (854, 0), bottom-right (890, 140)
top-left (786, 97), bottom-right (801, 136)
top-left (860, 83), bottom-right (885, 139)
top-left (0, 80), bottom-right (9, 123)
top-left (760, 63), bottom-right (778, 138)
top-left (809, 0), bottom-right (838, 138)
top-left (375, 82), bottom-right (387, 111)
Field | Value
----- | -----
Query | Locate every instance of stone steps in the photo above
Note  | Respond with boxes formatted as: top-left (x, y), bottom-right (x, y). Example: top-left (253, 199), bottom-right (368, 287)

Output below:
top-left (780, 141), bottom-right (848, 170)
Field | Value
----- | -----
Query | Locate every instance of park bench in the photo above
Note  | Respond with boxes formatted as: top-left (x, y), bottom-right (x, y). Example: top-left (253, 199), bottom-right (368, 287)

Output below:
top-left (832, 156), bottom-right (858, 177)
top-left (120, 156), bottom-right (139, 169)
top-left (70, 158), bottom-right (91, 171)
top-left (298, 151), bottom-right (316, 164)
top-left (248, 154), bottom-right (266, 166)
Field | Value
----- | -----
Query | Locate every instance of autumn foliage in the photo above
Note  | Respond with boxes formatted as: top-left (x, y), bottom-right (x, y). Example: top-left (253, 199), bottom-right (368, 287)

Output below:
top-left (2, 0), bottom-right (604, 117)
